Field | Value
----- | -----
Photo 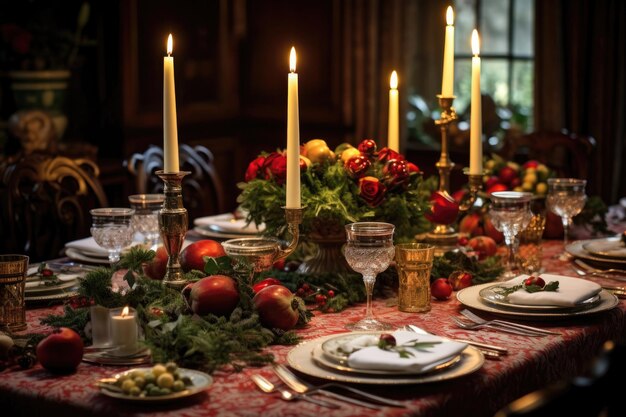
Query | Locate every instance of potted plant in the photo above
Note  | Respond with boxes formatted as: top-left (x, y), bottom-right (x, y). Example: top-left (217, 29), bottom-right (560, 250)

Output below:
top-left (0, 1), bottom-right (91, 139)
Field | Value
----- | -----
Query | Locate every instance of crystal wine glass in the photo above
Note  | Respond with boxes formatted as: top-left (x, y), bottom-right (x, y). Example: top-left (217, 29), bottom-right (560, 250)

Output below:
top-left (546, 178), bottom-right (587, 257)
top-left (488, 192), bottom-right (534, 280)
top-left (128, 194), bottom-right (164, 250)
top-left (90, 208), bottom-right (135, 264)
top-left (344, 222), bottom-right (395, 331)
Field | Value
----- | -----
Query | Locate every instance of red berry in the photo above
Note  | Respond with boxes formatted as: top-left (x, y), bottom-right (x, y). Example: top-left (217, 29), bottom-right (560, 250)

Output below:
top-left (327, 290), bottom-right (335, 298)
top-left (296, 288), bottom-right (305, 296)
top-left (42, 269), bottom-right (54, 277)
top-left (302, 283), bottom-right (310, 291)
top-left (378, 333), bottom-right (397, 347)
top-left (524, 276), bottom-right (545, 288)
top-left (457, 236), bottom-right (469, 246)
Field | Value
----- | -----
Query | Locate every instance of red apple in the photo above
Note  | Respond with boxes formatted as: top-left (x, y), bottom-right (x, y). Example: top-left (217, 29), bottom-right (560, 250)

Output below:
top-left (36, 327), bottom-right (84, 374)
top-left (142, 246), bottom-right (168, 280)
top-left (467, 236), bottom-right (497, 260)
top-left (180, 240), bottom-right (226, 272)
top-left (459, 213), bottom-right (483, 236)
top-left (431, 278), bottom-right (453, 300)
top-left (498, 166), bottom-right (518, 185)
top-left (448, 271), bottom-right (473, 290)
top-left (189, 275), bottom-right (239, 317)
top-left (543, 211), bottom-right (564, 239)
top-left (484, 176), bottom-right (500, 190)
top-left (425, 191), bottom-right (460, 225)
top-left (252, 277), bottom-right (282, 294)
top-left (523, 160), bottom-right (540, 169)
top-left (253, 285), bottom-right (300, 331)
top-left (483, 216), bottom-right (504, 244)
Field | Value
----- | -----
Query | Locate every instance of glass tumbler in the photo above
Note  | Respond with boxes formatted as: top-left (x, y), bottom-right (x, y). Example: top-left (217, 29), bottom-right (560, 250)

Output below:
top-left (128, 194), bottom-right (165, 249)
top-left (0, 254), bottom-right (29, 332)
top-left (394, 243), bottom-right (435, 313)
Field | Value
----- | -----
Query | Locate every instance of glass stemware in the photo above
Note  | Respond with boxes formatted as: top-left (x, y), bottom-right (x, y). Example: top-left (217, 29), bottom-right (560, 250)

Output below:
top-left (546, 178), bottom-right (587, 257)
top-left (128, 194), bottom-right (165, 250)
top-left (344, 222), bottom-right (395, 331)
top-left (90, 208), bottom-right (135, 264)
top-left (488, 192), bottom-right (533, 280)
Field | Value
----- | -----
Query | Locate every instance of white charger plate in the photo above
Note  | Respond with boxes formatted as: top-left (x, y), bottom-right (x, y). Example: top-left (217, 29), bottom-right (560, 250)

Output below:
top-left (457, 283), bottom-right (619, 320)
top-left (286, 334), bottom-right (484, 385)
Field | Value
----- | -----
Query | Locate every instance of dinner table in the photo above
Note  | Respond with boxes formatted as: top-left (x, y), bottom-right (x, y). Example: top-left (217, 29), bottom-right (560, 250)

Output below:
top-left (1, 238), bottom-right (625, 417)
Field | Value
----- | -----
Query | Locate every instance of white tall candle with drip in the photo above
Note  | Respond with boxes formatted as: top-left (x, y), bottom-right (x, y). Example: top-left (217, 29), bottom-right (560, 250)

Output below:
top-left (388, 70), bottom-right (399, 152)
top-left (441, 6), bottom-right (455, 97)
top-left (163, 34), bottom-right (179, 172)
top-left (469, 29), bottom-right (483, 175)
top-left (286, 47), bottom-right (301, 208)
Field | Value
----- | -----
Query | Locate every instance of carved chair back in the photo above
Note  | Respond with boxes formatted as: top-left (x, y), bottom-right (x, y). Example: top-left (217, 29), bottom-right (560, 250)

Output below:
top-left (125, 144), bottom-right (225, 225)
top-left (0, 154), bottom-right (108, 262)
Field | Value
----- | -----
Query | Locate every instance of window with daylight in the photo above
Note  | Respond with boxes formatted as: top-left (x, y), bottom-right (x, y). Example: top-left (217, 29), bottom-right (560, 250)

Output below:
top-left (454, 0), bottom-right (535, 141)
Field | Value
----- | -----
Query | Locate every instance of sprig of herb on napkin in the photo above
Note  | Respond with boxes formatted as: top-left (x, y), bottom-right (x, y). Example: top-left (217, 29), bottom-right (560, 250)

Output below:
top-left (378, 334), bottom-right (441, 358)
top-left (495, 280), bottom-right (559, 297)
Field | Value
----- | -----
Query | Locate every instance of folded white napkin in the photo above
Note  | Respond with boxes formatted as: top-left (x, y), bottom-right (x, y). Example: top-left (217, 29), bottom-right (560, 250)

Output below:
top-left (504, 274), bottom-right (601, 306)
top-left (194, 213), bottom-right (265, 234)
top-left (346, 331), bottom-right (467, 373)
top-left (65, 237), bottom-right (110, 257)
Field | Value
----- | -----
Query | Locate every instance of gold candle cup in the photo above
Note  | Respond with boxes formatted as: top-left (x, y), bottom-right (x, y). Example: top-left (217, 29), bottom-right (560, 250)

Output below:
top-left (0, 254), bottom-right (29, 332)
top-left (395, 243), bottom-right (435, 313)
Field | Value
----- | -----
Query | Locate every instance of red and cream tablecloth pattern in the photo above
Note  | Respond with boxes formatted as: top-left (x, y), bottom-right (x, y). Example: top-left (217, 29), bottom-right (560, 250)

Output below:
top-left (1, 241), bottom-right (625, 417)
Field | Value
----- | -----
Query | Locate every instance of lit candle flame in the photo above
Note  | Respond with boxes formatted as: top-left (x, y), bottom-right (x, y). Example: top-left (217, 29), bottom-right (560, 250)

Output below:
top-left (167, 34), bottom-right (173, 56)
top-left (446, 6), bottom-right (454, 26)
top-left (289, 47), bottom-right (296, 73)
top-left (390, 71), bottom-right (398, 89)
top-left (472, 29), bottom-right (480, 56)
top-left (121, 306), bottom-right (129, 317)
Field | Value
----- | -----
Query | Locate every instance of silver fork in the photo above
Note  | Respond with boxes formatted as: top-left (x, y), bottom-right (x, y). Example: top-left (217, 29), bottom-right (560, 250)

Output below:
top-left (460, 309), bottom-right (561, 336)
top-left (574, 259), bottom-right (626, 279)
top-left (250, 374), bottom-right (339, 408)
top-left (451, 316), bottom-right (545, 337)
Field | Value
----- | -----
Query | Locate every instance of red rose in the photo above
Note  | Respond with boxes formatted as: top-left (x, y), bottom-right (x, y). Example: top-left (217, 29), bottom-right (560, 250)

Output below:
top-left (358, 176), bottom-right (387, 207)
top-left (357, 139), bottom-right (377, 155)
top-left (245, 156), bottom-right (266, 181)
top-left (263, 152), bottom-right (287, 185)
top-left (383, 159), bottom-right (410, 187)
top-left (377, 147), bottom-right (404, 162)
top-left (346, 155), bottom-right (371, 179)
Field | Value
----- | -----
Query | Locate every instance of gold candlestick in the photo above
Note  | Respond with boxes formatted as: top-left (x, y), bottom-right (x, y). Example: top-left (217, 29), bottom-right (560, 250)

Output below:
top-left (156, 170), bottom-right (190, 289)
top-left (415, 96), bottom-right (484, 255)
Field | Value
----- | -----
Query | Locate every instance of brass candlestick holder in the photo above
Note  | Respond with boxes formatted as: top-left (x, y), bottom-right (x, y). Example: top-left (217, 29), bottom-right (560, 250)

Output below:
top-left (416, 95), bottom-right (484, 255)
top-left (222, 206), bottom-right (304, 284)
top-left (157, 170), bottom-right (191, 289)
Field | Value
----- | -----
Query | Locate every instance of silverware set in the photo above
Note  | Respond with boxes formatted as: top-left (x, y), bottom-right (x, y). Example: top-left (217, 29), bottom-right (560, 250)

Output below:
top-left (452, 309), bottom-right (560, 337)
top-left (251, 363), bottom-right (406, 409)
top-left (571, 259), bottom-right (626, 281)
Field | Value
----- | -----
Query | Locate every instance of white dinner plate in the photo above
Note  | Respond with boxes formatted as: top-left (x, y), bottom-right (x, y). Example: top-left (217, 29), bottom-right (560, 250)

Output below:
top-left (457, 283), bottom-right (619, 320)
top-left (478, 284), bottom-right (601, 312)
top-left (25, 279), bottom-right (79, 294)
top-left (65, 247), bottom-right (110, 264)
top-left (582, 238), bottom-right (626, 260)
top-left (98, 367), bottom-right (212, 402)
top-left (193, 227), bottom-right (258, 240)
top-left (286, 334), bottom-right (484, 385)
top-left (194, 213), bottom-right (265, 234)
top-left (566, 238), bottom-right (626, 266)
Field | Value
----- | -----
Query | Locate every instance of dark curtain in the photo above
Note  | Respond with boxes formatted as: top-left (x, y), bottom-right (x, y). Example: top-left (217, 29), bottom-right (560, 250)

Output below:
top-left (535, 0), bottom-right (626, 204)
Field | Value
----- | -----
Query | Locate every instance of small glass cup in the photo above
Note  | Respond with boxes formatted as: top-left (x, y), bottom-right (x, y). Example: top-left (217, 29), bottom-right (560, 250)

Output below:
top-left (128, 194), bottom-right (165, 249)
top-left (394, 243), bottom-right (435, 313)
top-left (90, 208), bottom-right (135, 264)
top-left (0, 254), bottom-right (29, 332)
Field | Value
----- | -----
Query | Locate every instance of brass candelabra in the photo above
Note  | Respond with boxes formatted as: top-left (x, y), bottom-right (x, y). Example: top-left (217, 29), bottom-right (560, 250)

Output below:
top-left (157, 170), bottom-right (190, 289)
top-left (417, 95), bottom-right (484, 254)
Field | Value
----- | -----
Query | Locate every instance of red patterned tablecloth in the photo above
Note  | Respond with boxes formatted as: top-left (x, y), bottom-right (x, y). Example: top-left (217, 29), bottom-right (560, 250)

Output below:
top-left (1, 240), bottom-right (625, 417)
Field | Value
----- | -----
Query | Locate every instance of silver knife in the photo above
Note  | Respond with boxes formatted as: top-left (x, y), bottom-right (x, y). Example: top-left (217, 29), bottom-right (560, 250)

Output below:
top-left (273, 364), bottom-right (391, 409)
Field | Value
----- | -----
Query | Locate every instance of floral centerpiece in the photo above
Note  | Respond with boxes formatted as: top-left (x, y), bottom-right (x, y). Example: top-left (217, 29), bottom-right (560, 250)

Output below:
top-left (238, 138), bottom-right (436, 245)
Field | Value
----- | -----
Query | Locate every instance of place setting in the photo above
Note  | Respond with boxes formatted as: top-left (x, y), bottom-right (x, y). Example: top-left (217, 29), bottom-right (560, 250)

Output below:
top-left (24, 262), bottom-right (87, 304)
top-left (193, 210), bottom-right (265, 240)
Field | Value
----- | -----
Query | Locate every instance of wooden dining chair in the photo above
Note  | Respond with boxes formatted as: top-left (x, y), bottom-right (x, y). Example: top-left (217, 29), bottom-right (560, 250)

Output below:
top-left (125, 144), bottom-right (226, 224)
top-left (498, 130), bottom-right (596, 179)
top-left (494, 340), bottom-right (624, 417)
top-left (0, 153), bottom-right (108, 262)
